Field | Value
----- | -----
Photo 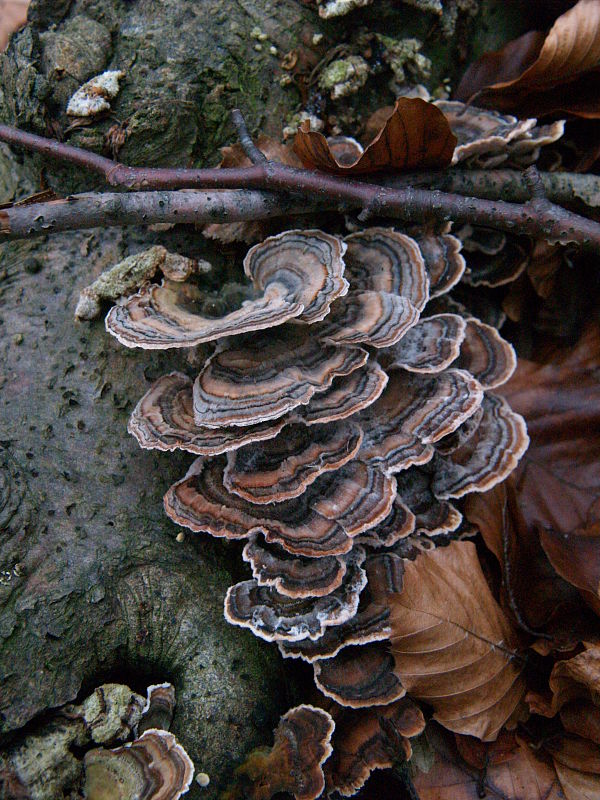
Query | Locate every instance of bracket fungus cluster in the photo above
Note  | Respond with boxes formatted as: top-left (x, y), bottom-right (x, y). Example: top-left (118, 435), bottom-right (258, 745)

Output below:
top-left (104, 219), bottom-right (529, 796)
top-left (0, 682), bottom-right (193, 800)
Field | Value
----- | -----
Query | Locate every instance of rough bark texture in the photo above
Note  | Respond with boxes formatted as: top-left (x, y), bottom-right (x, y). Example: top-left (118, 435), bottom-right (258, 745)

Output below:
top-left (0, 0), bottom-right (530, 796)
top-left (0, 221), bottom-right (300, 798)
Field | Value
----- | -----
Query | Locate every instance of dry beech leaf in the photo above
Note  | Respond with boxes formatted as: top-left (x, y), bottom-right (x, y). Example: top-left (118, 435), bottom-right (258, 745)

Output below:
top-left (390, 541), bottom-right (525, 742)
top-left (456, 0), bottom-right (600, 117)
top-left (414, 726), bottom-right (566, 800)
top-left (454, 729), bottom-right (519, 770)
top-left (538, 524), bottom-right (600, 616)
top-left (554, 760), bottom-right (600, 800)
top-left (548, 646), bottom-right (600, 713)
top-left (495, 322), bottom-right (600, 541)
top-left (465, 482), bottom-right (593, 642)
top-left (292, 98), bottom-right (456, 175)
top-left (0, 0), bottom-right (28, 52)
top-left (219, 135), bottom-right (303, 169)
top-left (466, 325), bottom-right (600, 643)
top-left (499, 322), bottom-right (600, 580)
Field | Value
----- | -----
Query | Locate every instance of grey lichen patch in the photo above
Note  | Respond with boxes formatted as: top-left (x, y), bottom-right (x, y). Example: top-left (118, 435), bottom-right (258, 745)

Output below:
top-left (75, 246), bottom-right (198, 320)
top-left (403, 0), bottom-right (443, 14)
top-left (0, 684), bottom-right (146, 800)
top-left (67, 70), bottom-right (124, 117)
top-left (318, 56), bottom-right (369, 100)
top-left (317, 0), bottom-right (373, 18)
top-left (376, 35), bottom-right (432, 86)
top-left (283, 111), bottom-right (324, 139)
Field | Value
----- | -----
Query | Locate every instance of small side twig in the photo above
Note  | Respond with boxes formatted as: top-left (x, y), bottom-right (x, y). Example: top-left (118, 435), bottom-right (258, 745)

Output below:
top-left (523, 166), bottom-right (548, 202)
top-left (230, 109), bottom-right (267, 165)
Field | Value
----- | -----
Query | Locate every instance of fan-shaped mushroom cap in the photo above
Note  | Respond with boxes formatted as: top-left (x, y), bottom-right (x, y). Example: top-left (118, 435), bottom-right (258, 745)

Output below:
top-left (316, 290), bottom-right (420, 348)
top-left (128, 372), bottom-right (288, 455)
top-left (461, 232), bottom-right (531, 288)
top-left (326, 135), bottom-right (364, 165)
top-left (344, 229), bottom-right (429, 311)
top-left (130, 366), bottom-right (387, 456)
top-left (356, 495), bottom-right (416, 548)
top-left (507, 120), bottom-right (565, 166)
top-left (395, 468), bottom-right (462, 536)
top-left (453, 318), bottom-right (517, 389)
top-left (224, 547), bottom-right (367, 642)
top-left (459, 224), bottom-right (506, 256)
top-left (359, 369), bottom-right (484, 473)
top-left (83, 729), bottom-right (193, 800)
top-left (325, 698), bottom-right (426, 797)
top-left (432, 394), bottom-right (529, 499)
top-left (280, 552), bottom-right (404, 662)
top-left (164, 458), bottom-right (395, 557)
top-left (106, 231), bottom-right (347, 348)
top-left (436, 101), bottom-right (536, 165)
top-left (242, 536), bottom-right (350, 598)
top-left (243, 229), bottom-right (348, 323)
top-left (224, 705), bottom-right (334, 800)
top-left (224, 420), bottom-right (363, 504)
top-left (193, 329), bottom-right (368, 427)
top-left (105, 279), bottom-right (303, 350)
top-left (138, 684), bottom-right (176, 735)
top-left (383, 314), bottom-right (466, 374)
top-left (300, 361), bottom-right (388, 424)
top-left (414, 233), bottom-right (465, 298)
top-left (314, 642), bottom-right (405, 707)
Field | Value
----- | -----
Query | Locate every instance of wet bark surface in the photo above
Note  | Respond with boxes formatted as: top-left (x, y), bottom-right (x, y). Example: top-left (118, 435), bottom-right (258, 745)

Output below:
top-left (0, 224), bottom-right (296, 798)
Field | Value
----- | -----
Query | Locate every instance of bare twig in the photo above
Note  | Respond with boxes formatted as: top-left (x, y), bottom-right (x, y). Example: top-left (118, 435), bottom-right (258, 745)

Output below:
top-left (0, 190), bottom-right (332, 239)
top-left (2, 123), bottom-right (600, 250)
top-left (230, 109), bottom-right (268, 165)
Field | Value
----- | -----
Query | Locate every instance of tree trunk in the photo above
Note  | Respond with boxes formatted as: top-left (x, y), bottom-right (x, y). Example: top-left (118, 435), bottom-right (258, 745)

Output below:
top-left (0, 0), bottom-right (528, 796)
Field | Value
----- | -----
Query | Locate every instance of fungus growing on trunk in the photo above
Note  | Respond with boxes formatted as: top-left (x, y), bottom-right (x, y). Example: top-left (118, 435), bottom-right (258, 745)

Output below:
top-left (83, 729), bottom-right (194, 800)
top-left (105, 223), bottom-right (529, 794)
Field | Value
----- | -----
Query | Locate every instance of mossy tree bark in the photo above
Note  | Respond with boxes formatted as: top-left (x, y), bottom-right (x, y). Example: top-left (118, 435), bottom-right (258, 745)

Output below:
top-left (0, 0), bottom-right (530, 796)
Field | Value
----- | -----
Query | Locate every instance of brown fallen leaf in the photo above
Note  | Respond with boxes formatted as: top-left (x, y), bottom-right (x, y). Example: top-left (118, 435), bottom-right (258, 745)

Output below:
top-left (545, 732), bottom-right (600, 774)
top-left (500, 322), bottom-right (600, 551)
top-left (553, 760), bottom-right (600, 800)
top-left (538, 524), bottom-right (600, 616)
top-left (561, 700), bottom-right (600, 745)
top-left (413, 725), bottom-right (566, 800)
top-left (389, 541), bottom-right (525, 742)
top-left (465, 482), bottom-right (589, 641)
top-left (548, 646), bottom-right (600, 713)
top-left (219, 135), bottom-right (303, 169)
top-left (454, 728), bottom-right (519, 769)
top-left (456, 0), bottom-right (600, 118)
top-left (0, 0), bottom-right (29, 52)
top-left (466, 322), bottom-right (600, 640)
top-left (293, 97), bottom-right (456, 175)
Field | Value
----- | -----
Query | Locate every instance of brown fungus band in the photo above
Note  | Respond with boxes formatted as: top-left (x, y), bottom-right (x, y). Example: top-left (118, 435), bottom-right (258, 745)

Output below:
top-left (105, 222), bottom-right (529, 797)
top-left (106, 230), bottom-right (347, 348)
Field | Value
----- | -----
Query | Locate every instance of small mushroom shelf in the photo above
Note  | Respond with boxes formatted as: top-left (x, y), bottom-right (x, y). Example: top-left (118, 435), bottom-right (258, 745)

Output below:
top-left (106, 224), bottom-right (528, 798)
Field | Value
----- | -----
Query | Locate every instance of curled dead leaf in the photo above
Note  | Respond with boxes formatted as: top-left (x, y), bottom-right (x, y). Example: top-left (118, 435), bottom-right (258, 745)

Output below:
top-left (467, 323), bottom-right (600, 641)
top-left (292, 97), bottom-right (456, 174)
top-left (538, 524), bottom-right (600, 616)
top-left (390, 541), bottom-right (525, 742)
top-left (414, 725), bottom-right (566, 800)
top-left (456, 0), bottom-right (600, 117)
